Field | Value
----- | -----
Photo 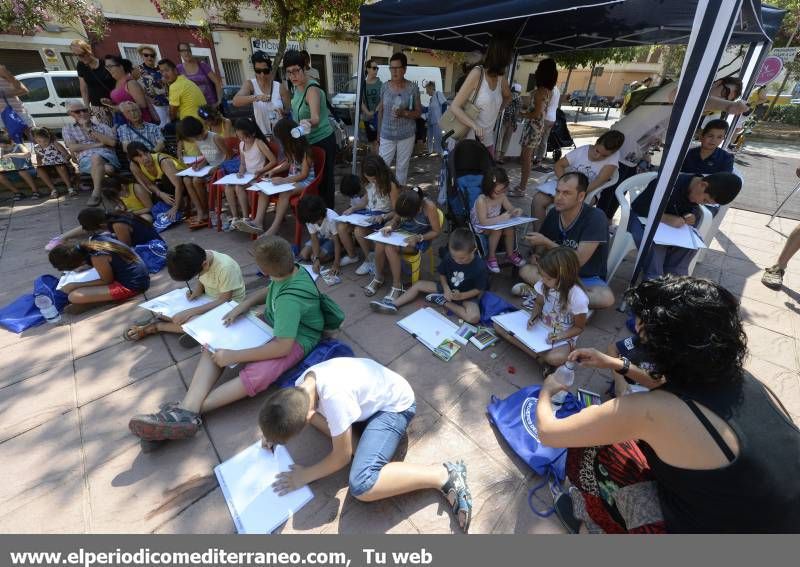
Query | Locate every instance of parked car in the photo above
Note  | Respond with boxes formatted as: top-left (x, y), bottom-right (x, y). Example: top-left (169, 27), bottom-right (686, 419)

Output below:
top-left (330, 65), bottom-right (444, 125)
top-left (16, 70), bottom-right (81, 133)
top-left (568, 89), bottom-right (607, 107)
top-left (220, 85), bottom-right (255, 123)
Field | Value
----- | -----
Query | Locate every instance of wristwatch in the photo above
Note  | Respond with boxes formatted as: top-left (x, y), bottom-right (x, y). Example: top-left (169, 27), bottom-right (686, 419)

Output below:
top-left (618, 356), bottom-right (631, 376)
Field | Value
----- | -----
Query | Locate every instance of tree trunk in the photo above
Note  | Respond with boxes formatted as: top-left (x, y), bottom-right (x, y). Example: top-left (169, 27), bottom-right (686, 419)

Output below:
top-left (563, 67), bottom-right (574, 94)
top-left (580, 64), bottom-right (596, 113)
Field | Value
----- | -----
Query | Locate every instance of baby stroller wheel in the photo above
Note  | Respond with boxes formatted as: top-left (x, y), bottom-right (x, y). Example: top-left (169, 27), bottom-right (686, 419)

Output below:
top-left (552, 148), bottom-right (562, 161)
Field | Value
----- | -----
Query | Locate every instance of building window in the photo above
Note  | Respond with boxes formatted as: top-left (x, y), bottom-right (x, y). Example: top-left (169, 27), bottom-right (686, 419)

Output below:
top-left (61, 53), bottom-right (80, 70)
top-left (221, 59), bottom-right (244, 86)
top-left (117, 43), bottom-right (163, 67)
top-left (331, 53), bottom-right (352, 93)
top-left (184, 46), bottom-right (214, 70)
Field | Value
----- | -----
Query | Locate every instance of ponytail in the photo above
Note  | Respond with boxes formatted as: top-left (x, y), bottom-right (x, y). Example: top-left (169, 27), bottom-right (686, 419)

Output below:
top-left (394, 187), bottom-right (426, 218)
top-left (49, 239), bottom-right (140, 271)
top-left (81, 239), bottom-right (140, 264)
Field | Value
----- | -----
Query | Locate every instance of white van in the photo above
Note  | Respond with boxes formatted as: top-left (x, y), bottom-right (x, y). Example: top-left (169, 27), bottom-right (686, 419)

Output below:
top-left (331, 65), bottom-right (444, 124)
top-left (15, 71), bottom-right (81, 133)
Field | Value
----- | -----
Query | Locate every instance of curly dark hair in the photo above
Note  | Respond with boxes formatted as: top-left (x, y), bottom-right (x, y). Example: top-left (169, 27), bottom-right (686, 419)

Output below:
top-left (624, 275), bottom-right (747, 387)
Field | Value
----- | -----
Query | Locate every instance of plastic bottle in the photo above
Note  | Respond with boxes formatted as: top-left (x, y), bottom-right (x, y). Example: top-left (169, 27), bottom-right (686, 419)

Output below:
top-left (392, 94), bottom-right (403, 117)
top-left (290, 122), bottom-right (310, 138)
top-left (551, 361), bottom-right (576, 387)
top-left (34, 294), bottom-right (61, 324)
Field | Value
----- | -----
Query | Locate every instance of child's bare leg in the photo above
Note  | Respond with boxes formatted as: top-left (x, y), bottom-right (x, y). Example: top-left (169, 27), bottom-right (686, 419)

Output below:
top-left (60, 226), bottom-right (87, 240)
top-left (235, 186), bottom-right (250, 218)
top-left (299, 243), bottom-right (313, 260)
top-left (355, 462), bottom-right (449, 502)
top-left (445, 300), bottom-right (480, 325)
top-left (0, 174), bottom-right (20, 193)
top-left (36, 167), bottom-right (57, 192)
top-left (336, 223), bottom-right (358, 258)
top-left (131, 182), bottom-right (153, 212)
top-left (541, 344), bottom-right (571, 367)
top-left (487, 229), bottom-right (502, 258)
top-left (503, 227), bottom-right (516, 255)
top-left (264, 192), bottom-right (293, 236)
top-left (199, 376), bottom-right (249, 414)
top-left (180, 351), bottom-right (224, 414)
top-left (55, 165), bottom-right (74, 189)
top-left (354, 226), bottom-right (373, 258)
top-left (224, 185), bottom-right (240, 218)
top-left (384, 244), bottom-right (407, 289)
top-left (67, 286), bottom-right (116, 304)
top-left (372, 242), bottom-right (387, 280)
top-left (254, 193), bottom-right (270, 226)
top-left (191, 178), bottom-right (208, 219)
top-left (532, 192), bottom-right (553, 232)
top-left (393, 280), bottom-right (437, 308)
top-left (18, 170), bottom-right (39, 194)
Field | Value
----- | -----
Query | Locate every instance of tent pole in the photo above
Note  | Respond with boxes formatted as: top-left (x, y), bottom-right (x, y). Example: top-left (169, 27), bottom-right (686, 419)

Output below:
top-left (628, 0), bottom-right (744, 291)
top-left (352, 36), bottom-right (369, 173)
top-left (723, 40), bottom-right (768, 149)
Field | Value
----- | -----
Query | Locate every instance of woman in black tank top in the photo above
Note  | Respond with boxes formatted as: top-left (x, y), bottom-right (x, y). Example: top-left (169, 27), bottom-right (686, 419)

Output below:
top-left (535, 275), bottom-right (800, 533)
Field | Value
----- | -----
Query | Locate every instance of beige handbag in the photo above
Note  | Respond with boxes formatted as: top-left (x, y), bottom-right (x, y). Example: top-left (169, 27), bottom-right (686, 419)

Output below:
top-left (438, 66), bottom-right (483, 141)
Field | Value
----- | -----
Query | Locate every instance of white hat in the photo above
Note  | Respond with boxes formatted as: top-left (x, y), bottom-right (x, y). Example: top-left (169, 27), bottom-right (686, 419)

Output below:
top-left (512, 83), bottom-right (523, 93)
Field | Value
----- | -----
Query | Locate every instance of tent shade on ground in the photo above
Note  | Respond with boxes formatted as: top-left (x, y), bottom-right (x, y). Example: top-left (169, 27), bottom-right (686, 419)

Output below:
top-left (359, 0), bottom-right (784, 54)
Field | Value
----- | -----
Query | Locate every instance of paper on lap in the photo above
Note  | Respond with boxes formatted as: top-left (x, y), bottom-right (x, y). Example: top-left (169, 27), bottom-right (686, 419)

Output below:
top-left (249, 180), bottom-right (298, 195)
top-left (180, 156), bottom-right (201, 165)
top-left (334, 213), bottom-right (374, 227)
top-left (138, 288), bottom-right (214, 318)
top-left (215, 441), bottom-right (313, 534)
top-left (475, 216), bottom-right (536, 231)
top-left (56, 268), bottom-right (100, 290)
top-left (366, 230), bottom-right (414, 247)
top-left (213, 172), bottom-right (256, 185)
top-left (181, 301), bottom-right (273, 351)
top-left (492, 310), bottom-right (568, 353)
top-left (637, 217), bottom-right (706, 250)
top-left (177, 165), bottom-right (214, 177)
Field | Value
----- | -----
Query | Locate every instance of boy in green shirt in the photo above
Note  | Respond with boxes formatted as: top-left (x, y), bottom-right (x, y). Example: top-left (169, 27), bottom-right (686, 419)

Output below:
top-left (129, 236), bottom-right (331, 441)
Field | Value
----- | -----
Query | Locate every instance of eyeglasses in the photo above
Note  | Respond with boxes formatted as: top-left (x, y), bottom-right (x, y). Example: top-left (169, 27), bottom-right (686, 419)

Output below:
top-left (389, 66), bottom-right (404, 71)
top-left (71, 108), bottom-right (89, 114)
top-left (178, 48), bottom-right (190, 53)
top-left (141, 53), bottom-right (156, 58)
top-left (254, 68), bottom-right (271, 74)
top-left (286, 67), bottom-right (303, 76)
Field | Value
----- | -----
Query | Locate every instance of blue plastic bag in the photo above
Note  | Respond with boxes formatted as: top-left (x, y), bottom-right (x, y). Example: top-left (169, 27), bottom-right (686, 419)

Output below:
top-left (273, 339), bottom-right (354, 389)
top-left (151, 201), bottom-right (183, 232)
top-left (478, 291), bottom-right (516, 325)
top-left (0, 275), bottom-right (68, 333)
top-left (135, 239), bottom-right (168, 273)
top-left (1, 94), bottom-right (29, 143)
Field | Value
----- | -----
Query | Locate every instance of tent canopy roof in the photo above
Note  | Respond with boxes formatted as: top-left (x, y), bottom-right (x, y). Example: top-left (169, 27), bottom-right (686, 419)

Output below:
top-left (359, 0), bottom-right (786, 53)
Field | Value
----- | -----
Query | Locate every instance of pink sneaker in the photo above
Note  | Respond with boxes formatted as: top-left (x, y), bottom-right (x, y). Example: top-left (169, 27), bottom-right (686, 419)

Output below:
top-left (486, 257), bottom-right (500, 273)
top-left (509, 251), bottom-right (527, 267)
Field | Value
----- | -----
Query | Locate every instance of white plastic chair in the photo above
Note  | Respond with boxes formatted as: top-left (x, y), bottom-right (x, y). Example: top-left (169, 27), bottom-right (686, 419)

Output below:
top-left (606, 172), bottom-right (658, 282)
top-left (585, 168), bottom-right (620, 206)
top-left (692, 166), bottom-right (741, 266)
top-left (687, 204), bottom-right (713, 275)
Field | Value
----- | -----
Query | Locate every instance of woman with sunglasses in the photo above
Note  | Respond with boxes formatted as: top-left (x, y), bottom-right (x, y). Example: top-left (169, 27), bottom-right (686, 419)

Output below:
top-left (133, 45), bottom-right (169, 126)
top-left (360, 58), bottom-right (383, 154)
top-left (70, 40), bottom-right (116, 127)
top-left (177, 43), bottom-right (222, 110)
top-left (233, 52), bottom-right (291, 139)
top-left (103, 55), bottom-right (154, 124)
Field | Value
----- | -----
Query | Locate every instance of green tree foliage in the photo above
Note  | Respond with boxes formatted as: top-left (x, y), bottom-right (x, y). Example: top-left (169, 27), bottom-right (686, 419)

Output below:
top-left (0, 0), bottom-right (106, 38)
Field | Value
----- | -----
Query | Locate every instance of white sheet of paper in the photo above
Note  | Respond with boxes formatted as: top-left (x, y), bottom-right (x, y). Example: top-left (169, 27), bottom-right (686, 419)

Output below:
top-left (249, 180), bottom-right (298, 195)
top-left (397, 307), bottom-right (459, 351)
top-left (637, 217), bottom-right (706, 250)
top-left (334, 213), bottom-right (374, 227)
top-left (181, 301), bottom-right (273, 352)
top-left (299, 263), bottom-right (320, 282)
top-left (366, 230), bottom-right (415, 247)
top-left (213, 172), bottom-right (256, 185)
top-left (492, 310), bottom-right (568, 353)
top-left (177, 165), bottom-right (214, 178)
top-left (180, 156), bottom-right (201, 165)
top-left (475, 216), bottom-right (536, 231)
top-left (138, 288), bottom-right (214, 318)
top-left (56, 268), bottom-right (100, 290)
top-left (214, 441), bottom-right (314, 534)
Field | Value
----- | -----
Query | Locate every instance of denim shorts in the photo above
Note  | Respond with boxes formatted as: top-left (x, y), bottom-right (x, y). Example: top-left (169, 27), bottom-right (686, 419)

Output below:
top-left (78, 152), bottom-right (120, 174)
top-left (304, 236), bottom-right (334, 257)
top-left (579, 276), bottom-right (607, 289)
top-left (348, 403), bottom-right (416, 497)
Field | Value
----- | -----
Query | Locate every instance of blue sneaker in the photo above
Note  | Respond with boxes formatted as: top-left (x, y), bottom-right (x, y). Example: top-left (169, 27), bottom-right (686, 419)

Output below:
top-left (370, 298), bottom-right (398, 314)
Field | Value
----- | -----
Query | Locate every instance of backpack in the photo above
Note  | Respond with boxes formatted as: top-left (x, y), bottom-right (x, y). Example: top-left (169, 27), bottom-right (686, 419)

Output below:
top-left (277, 266), bottom-right (345, 332)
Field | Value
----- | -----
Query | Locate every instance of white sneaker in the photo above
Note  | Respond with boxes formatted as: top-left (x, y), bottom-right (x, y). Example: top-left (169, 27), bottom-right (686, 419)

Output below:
top-left (355, 260), bottom-right (374, 276)
top-left (235, 218), bottom-right (264, 235)
top-left (339, 255), bottom-right (360, 268)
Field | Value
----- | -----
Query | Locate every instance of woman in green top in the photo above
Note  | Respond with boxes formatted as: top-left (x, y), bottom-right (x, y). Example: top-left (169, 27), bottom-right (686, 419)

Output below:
top-left (361, 58), bottom-right (383, 154)
top-left (285, 49), bottom-right (337, 208)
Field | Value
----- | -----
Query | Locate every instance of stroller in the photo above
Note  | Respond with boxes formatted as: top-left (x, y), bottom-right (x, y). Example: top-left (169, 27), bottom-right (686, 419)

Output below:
top-left (546, 108), bottom-right (575, 161)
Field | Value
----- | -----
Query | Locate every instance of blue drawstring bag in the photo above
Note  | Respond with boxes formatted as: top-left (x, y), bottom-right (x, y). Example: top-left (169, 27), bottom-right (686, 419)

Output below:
top-left (134, 239), bottom-right (168, 273)
top-left (151, 201), bottom-right (183, 232)
top-left (487, 385), bottom-right (584, 515)
top-left (273, 339), bottom-right (355, 389)
top-left (0, 275), bottom-right (68, 333)
top-left (478, 291), bottom-right (516, 325)
top-left (1, 94), bottom-right (29, 143)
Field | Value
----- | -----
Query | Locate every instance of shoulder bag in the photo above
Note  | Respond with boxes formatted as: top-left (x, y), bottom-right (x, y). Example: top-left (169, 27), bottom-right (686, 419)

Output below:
top-left (438, 66), bottom-right (483, 142)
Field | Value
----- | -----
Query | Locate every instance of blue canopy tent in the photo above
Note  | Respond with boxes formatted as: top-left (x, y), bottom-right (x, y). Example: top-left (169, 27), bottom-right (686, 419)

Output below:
top-left (354, 0), bottom-right (786, 291)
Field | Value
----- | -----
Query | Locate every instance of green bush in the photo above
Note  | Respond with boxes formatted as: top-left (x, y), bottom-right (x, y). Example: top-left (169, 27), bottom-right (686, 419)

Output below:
top-left (768, 104), bottom-right (800, 125)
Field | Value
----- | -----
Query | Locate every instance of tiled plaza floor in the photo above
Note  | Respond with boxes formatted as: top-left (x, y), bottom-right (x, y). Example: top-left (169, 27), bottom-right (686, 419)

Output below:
top-left (0, 147), bottom-right (798, 533)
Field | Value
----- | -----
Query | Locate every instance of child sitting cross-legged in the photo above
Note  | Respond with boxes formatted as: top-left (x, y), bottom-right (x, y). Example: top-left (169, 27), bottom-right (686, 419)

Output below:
top-left (494, 246), bottom-right (588, 370)
top-left (260, 357), bottom-right (474, 532)
top-left (122, 243), bottom-right (246, 346)
top-left (297, 195), bottom-right (359, 275)
top-left (370, 228), bottom-right (487, 325)
top-left (471, 167), bottom-right (526, 273)
top-left (128, 236), bottom-right (333, 442)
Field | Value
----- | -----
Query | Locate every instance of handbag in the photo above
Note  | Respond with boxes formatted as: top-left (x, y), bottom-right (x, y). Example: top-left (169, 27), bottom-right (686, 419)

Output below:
top-left (1, 92), bottom-right (30, 143)
top-left (438, 66), bottom-right (483, 141)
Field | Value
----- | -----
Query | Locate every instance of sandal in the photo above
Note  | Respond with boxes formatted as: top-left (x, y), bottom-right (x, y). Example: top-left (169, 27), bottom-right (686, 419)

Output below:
top-left (86, 195), bottom-right (101, 207)
top-left (383, 286), bottom-right (404, 302)
top-left (12, 193), bottom-right (24, 201)
top-left (188, 218), bottom-right (207, 230)
top-left (507, 186), bottom-right (526, 198)
top-left (363, 277), bottom-right (385, 297)
top-left (49, 190), bottom-right (59, 199)
top-left (441, 460), bottom-right (472, 533)
top-left (123, 322), bottom-right (159, 342)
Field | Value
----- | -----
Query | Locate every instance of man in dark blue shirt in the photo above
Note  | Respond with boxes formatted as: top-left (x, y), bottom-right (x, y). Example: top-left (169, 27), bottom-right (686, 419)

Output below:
top-left (630, 172), bottom-right (741, 280)
top-left (681, 119), bottom-right (735, 176)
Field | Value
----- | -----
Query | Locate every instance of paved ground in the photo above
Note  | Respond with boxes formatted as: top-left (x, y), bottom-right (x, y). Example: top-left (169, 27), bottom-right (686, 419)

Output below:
top-left (1, 137), bottom-right (799, 534)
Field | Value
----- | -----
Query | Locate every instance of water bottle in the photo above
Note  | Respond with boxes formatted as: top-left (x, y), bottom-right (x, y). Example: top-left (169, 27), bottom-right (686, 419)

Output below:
top-left (34, 294), bottom-right (61, 324)
top-left (551, 361), bottom-right (576, 387)
top-left (290, 122), bottom-right (310, 138)
top-left (392, 94), bottom-right (403, 117)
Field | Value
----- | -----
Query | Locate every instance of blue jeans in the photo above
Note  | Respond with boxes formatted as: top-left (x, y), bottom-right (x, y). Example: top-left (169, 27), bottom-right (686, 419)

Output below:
top-left (628, 216), bottom-right (696, 281)
top-left (348, 403), bottom-right (416, 497)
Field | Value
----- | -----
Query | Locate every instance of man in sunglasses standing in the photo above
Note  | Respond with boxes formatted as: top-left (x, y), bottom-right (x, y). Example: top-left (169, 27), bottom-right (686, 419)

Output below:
top-left (132, 45), bottom-right (169, 127)
top-left (62, 100), bottom-right (120, 207)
